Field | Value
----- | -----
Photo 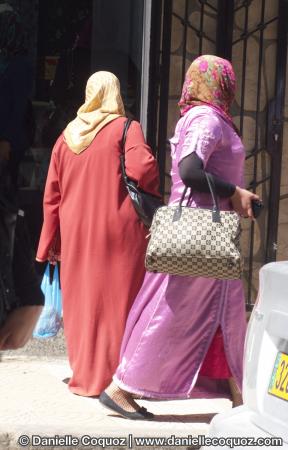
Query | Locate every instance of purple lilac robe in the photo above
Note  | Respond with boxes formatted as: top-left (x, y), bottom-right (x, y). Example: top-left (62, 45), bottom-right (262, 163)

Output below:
top-left (114, 105), bottom-right (247, 399)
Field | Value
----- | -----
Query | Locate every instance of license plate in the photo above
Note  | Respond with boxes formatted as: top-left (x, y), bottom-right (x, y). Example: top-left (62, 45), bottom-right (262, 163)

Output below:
top-left (268, 352), bottom-right (288, 401)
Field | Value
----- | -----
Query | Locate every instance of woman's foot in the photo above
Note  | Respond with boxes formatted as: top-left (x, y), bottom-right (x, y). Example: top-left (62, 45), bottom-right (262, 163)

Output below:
top-left (99, 382), bottom-right (154, 420)
top-left (228, 377), bottom-right (243, 408)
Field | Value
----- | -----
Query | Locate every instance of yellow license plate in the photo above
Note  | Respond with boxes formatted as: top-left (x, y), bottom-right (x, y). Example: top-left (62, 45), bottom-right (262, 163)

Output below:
top-left (268, 352), bottom-right (288, 401)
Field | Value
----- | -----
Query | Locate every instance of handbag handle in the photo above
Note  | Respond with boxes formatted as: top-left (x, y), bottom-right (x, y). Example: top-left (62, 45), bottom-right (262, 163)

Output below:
top-left (120, 119), bottom-right (133, 181)
top-left (205, 172), bottom-right (221, 223)
top-left (175, 172), bottom-right (221, 223)
top-left (121, 118), bottom-right (133, 150)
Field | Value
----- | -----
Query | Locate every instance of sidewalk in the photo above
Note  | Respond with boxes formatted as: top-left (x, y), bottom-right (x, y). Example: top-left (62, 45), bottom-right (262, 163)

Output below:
top-left (0, 334), bottom-right (232, 450)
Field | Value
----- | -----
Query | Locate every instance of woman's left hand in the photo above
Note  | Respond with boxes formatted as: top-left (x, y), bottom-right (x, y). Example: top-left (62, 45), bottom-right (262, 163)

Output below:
top-left (0, 305), bottom-right (43, 350)
top-left (231, 186), bottom-right (260, 219)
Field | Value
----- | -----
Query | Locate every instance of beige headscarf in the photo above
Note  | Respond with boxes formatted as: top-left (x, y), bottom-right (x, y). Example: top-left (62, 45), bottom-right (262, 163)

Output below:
top-left (64, 71), bottom-right (125, 154)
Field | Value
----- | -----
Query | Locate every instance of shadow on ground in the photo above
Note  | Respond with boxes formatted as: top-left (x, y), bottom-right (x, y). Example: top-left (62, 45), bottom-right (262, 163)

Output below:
top-left (107, 412), bottom-right (216, 423)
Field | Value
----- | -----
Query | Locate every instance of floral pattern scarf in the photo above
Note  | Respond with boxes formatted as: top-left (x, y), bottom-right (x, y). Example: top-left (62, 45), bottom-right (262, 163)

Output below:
top-left (178, 55), bottom-right (236, 128)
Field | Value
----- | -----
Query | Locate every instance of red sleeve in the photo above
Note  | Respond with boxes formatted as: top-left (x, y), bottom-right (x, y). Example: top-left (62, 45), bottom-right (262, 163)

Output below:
top-left (124, 121), bottom-right (161, 197)
top-left (36, 145), bottom-right (61, 262)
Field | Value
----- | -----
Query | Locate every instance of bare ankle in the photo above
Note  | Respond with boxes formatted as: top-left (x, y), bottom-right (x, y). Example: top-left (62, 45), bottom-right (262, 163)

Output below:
top-left (228, 377), bottom-right (243, 407)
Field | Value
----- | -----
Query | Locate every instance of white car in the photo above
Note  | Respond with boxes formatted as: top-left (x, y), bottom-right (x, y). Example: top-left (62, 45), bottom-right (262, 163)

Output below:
top-left (204, 261), bottom-right (288, 449)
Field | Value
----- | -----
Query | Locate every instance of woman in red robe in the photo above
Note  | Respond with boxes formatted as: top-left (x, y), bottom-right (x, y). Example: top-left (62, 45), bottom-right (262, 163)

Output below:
top-left (36, 71), bottom-right (160, 396)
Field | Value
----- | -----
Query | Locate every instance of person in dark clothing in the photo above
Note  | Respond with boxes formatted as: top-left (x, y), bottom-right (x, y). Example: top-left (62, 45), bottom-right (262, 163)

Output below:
top-left (0, 10), bottom-right (44, 349)
top-left (0, 9), bottom-right (33, 187)
top-left (0, 150), bottom-right (44, 350)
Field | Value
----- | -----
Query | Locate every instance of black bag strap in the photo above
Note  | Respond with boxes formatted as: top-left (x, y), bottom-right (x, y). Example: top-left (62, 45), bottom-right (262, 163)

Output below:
top-left (121, 118), bottom-right (133, 151)
top-left (177, 172), bottom-right (221, 223)
top-left (120, 118), bottom-right (133, 182)
top-left (205, 172), bottom-right (221, 222)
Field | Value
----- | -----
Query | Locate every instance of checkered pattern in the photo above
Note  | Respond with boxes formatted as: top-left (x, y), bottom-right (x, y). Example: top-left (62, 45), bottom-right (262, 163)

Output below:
top-left (145, 206), bottom-right (243, 279)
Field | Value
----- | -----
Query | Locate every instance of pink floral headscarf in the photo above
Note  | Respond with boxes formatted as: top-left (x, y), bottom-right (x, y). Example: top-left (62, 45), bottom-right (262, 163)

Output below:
top-left (178, 55), bottom-right (236, 126)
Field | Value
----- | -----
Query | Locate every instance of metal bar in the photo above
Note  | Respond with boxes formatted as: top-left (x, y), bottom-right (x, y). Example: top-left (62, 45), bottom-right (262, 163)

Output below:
top-left (234, 0), bottom-right (256, 13)
top-left (205, 1), bottom-right (218, 12)
top-left (140, 0), bottom-right (153, 136)
top-left (198, 0), bottom-right (218, 12)
top-left (172, 12), bottom-right (216, 44)
top-left (247, 0), bottom-right (266, 306)
top-left (199, 0), bottom-right (205, 55)
top-left (181, 0), bottom-right (189, 86)
top-left (146, 0), bottom-right (163, 152)
top-left (247, 175), bottom-right (270, 189)
top-left (157, 0), bottom-right (173, 194)
top-left (266, 0), bottom-right (288, 262)
top-left (216, 0), bottom-right (234, 59)
top-left (245, 147), bottom-right (266, 159)
top-left (239, 3), bottom-right (249, 136)
top-left (232, 16), bottom-right (278, 45)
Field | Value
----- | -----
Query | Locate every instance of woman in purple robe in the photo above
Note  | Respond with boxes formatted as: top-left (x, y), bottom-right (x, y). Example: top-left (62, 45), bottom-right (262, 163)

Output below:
top-left (99, 55), bottom-right (259, 420)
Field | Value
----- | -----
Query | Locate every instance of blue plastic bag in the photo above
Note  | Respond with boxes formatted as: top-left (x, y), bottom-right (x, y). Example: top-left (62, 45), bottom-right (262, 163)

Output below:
top-left (33, 263), bottom-right (62, 338)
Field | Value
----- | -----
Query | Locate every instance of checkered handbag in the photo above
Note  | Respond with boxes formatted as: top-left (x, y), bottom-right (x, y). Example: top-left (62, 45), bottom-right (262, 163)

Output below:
top-left (145, 174), bottom-right (243, 279)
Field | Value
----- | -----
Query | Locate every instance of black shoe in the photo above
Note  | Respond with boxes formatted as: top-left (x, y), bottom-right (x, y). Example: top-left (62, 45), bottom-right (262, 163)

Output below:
top-left (99, 391), bottom-right (154, 421)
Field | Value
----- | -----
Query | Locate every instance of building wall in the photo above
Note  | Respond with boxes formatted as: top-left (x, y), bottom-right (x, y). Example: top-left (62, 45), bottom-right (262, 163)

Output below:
top-left (164, 0), bottom-right (287, 302)
top-left (231, 0), bottom-right (280, 298)
top-left (278, 50), bottom-right (288, 261)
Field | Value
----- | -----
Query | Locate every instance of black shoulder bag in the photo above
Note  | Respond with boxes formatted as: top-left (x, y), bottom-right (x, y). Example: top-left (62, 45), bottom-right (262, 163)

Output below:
top-left (120, 119), bottom-right (164, 228)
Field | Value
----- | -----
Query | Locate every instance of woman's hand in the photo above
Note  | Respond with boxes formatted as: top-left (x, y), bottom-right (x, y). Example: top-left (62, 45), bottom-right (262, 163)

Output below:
top-left (48, 248), bottom-right (61, 265)
top-left (0, 305), bottom-right (43, 350)
top-left (231, 186), bottom-right (260, 219)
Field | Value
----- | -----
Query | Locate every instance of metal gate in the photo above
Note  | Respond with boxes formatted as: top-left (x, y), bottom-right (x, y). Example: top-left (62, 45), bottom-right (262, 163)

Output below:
top-left (147, 0), bottom-right (288, 307)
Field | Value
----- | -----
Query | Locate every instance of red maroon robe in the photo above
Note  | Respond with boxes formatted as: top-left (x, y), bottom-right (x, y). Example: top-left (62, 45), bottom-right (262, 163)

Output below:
top-left (37, 117), bottom-right (160, 396)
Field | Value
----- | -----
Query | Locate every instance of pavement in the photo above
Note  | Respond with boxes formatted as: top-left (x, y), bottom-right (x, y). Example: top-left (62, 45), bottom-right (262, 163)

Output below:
top-left (0, 331), bottom-right (232, 450)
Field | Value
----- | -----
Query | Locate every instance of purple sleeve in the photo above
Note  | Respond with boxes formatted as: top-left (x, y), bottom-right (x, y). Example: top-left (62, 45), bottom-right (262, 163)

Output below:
top-left (179, 114), bottom-right (222, 168)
